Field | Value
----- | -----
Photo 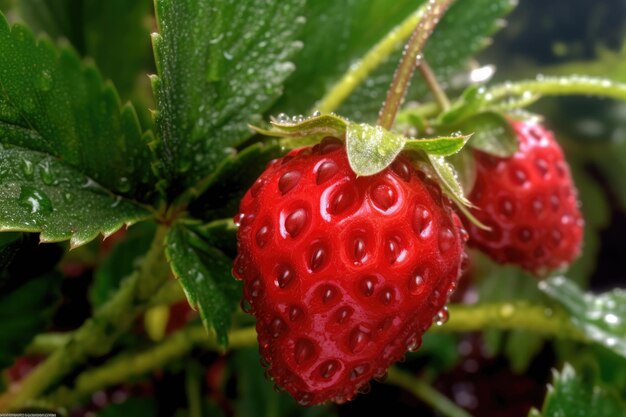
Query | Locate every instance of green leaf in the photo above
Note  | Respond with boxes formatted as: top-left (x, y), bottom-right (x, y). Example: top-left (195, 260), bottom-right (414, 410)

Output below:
top-left (457, 112), bottom-right (518, 157)
top-left (274, 0), bottom-right (421, 115)
top-left (346, 123), bottom-right (405, 176)
top-left (428, 154), bottom-right (471, 207)
top-left (151, 0), bottom-right (305, 197)
top-left (253, 113), bottom-right (348, 140)
top-left (83, 0), bottom-right (153, 102)
top-left (0, 13), bottom-right (155, 245)
top-left (165, 223), bottom-right (241, 346)
top-left (338, 0), bottom-right (516, 121)
top-left (90, 222), bottom-right (156, 308)
top-left (0, 234), bottom-right (63, 370)
top-left (447, 148), bottom-right (477, 196)
top-left (0, 148), bottom-right (151, 246)
top-left (188, 142), bottom-right (283, 222)
top-left (539, 276), bottom-right (626, 359)
top-left (404, 134), bottom-right (471, 156)
top-left (531, 364), bottom-right (626, 417)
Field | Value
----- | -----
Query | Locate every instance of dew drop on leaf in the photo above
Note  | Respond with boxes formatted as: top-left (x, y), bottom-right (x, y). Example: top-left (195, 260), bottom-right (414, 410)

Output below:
top-left (19, 186), bottom-right (53, 215)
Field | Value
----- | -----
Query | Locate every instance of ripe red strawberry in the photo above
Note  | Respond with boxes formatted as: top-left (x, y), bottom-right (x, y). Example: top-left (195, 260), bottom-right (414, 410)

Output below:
top-left (233, 137), bottom-right (467, 405)
top-left (464, 120), bottom-right (583, 275)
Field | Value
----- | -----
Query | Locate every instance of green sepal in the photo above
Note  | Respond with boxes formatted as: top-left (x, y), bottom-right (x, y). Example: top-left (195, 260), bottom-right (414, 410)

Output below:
top-left (250, 113), bottom-right (349, 140)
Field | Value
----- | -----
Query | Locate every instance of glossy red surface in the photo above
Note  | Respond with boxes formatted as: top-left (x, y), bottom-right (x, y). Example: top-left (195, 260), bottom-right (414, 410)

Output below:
top-left (465, 121), bottom-right (584, 275)
top-left (233, 137), bottom-right (466, 405)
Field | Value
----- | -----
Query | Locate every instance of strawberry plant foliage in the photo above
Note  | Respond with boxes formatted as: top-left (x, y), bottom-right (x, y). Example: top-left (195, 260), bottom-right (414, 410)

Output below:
top-left (166, 223), bottom-right (241, 346)
top-left (531, 364), bottom-right (626, 417)
top-left (151, 0), bottom-right (305, 197)
top-left (1, 0), bottom-right (626, 415)
top-left (0, 14), bottom-right (153, 246)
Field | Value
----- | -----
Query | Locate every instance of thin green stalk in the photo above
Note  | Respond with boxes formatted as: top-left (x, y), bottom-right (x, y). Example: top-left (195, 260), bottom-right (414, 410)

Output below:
top-left (186, 362), bottom-right (203, 417)
top-left (40, 301), bottom-right (589, 409)
top-left (438, 302), bottom-right (587, 342)
top-left (315, 6), bottom-right (427, 114)
top-left (486, 76), bottom-right (626, 107)
top-left (378, 0), bottom-right (455, 129)
top-left (386, 367), bottom-right (473, 417)
top-left (4, 225), bottom-right (171, 411)
top-left (418, 60), bottom-right (451, 111)
top-left (43, 326), bottom-right (257, 408)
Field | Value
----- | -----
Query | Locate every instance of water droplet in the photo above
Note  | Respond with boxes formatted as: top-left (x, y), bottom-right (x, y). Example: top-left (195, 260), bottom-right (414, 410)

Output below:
top-left (316, 160), bottom-right (339, 184)
top-left (350, 364), bottom-right (370, 380)
top-left (349, 325), bottom-right (371, 353)
top-left (21, 159), bottom-right (34, 179)
top-left (285, 208), bottom-right (307, 238)
top-left (270, 317), bottom-right (287, 338)
top-left (294, 339), bottom-right (315, 364)
top-left (36, 70), bottom-right (53, 92)
top-left (278, 170), bottom-right (301, 194)
top-left (434, 307), bottom-right (449, 326)
top-left (319, 360), bottom-right (340, 379)
top-left (19, 186), bottom-right (52, 214)
top-left (357, 382), bottom-right (371, 394)
top-left (405, 333), bottom-right (422, 352)
top-left (296, 392), bottom-right (313, 406)
top-left (233, 213), bottom-right (244, 227)
top-left (249, 279), bottom-right (262, 298)
top-left (276, 113), bottom-right (290, 123)
top-left (38, 160), bottom-right (56, 185)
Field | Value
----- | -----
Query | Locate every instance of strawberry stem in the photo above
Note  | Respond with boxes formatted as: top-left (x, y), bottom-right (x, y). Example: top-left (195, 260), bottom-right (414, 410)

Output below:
top-left (4, 225), bottom-right (171, 411)
top-left (315, 6), bottom-right (429, 114)
top-left (484, 76), bottom-right (626, 111)
top-left (377, 0), bottom-right (455, 130)
top-left (418, 60), bottom-right (451, 111)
